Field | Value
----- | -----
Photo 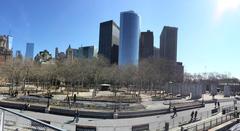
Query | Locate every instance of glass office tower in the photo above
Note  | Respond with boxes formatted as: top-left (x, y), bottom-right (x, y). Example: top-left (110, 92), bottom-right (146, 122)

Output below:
top-left (119, 11), bottom-right (140, 65)
top-left (25, 43), bottom-right (34, 60)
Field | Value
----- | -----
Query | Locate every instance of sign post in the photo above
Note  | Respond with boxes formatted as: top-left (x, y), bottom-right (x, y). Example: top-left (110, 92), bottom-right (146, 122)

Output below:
top-left (0, 111), bottom-right (4, 131)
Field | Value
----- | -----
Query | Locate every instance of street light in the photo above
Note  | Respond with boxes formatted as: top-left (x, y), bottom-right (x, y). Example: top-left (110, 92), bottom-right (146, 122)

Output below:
top-left (168, 81), bottom-right (173, 111)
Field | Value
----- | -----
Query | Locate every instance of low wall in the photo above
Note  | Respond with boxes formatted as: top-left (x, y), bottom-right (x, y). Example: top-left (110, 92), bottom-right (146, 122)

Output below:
top-left (0, 100), bottom-right (204, 119)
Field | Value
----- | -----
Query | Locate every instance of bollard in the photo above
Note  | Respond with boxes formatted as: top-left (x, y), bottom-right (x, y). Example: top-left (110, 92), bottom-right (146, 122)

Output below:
top-left (113, 112), bottom-right (118, 119)
top-left (222, 109), bottom-right (226, 115)
top-left (164, 122), bottom-right (169, 131)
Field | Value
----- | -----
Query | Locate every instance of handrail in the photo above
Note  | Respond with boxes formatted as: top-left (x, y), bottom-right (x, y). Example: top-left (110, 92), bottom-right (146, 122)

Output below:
top-left (0, 106), bottom-right (65, 131)
top-left (184, 111), bottom-right (237, 130)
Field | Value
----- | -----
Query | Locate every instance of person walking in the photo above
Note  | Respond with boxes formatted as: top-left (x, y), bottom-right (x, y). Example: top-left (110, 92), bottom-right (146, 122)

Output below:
top-left (172, 106), bottom-right (177, 118)
top-left (73, 109), bottom-right (80, 123)
top-left (194, 110), bottom-right (198, 120)
top-left (73, 94), bottom-right (77, 103)
top-left (67, 94), bottom-right (71, 109)
top-left (218, 101), bottom-right (220, 108)
top-left (191, 111), bottom-right (194, 121)
top-left (214, 101), bottom-right (217, 108)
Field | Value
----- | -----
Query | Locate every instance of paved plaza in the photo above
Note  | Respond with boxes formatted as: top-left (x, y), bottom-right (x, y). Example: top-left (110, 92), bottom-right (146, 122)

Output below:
top-left (2, 100), bottom-right (236, 131)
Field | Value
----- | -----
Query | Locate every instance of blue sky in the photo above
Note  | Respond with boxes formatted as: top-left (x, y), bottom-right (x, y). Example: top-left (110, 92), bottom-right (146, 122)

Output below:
top-left (0, 0), bottom-right (240, 77)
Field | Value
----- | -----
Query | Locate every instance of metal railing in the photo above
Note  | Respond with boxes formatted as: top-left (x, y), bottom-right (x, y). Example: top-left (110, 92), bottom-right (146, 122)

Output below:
top-left (182, 112), bottom-right (236, 131)
top-left (0, 106), bottom-right (65, 131)
top-left (155, 105), bottom-right (238, 131)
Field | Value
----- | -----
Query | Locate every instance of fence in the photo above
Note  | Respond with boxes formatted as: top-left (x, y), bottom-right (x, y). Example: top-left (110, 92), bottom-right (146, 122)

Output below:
top-left (182, 112), bottom-right (236, 131)
top-left (0, 107), bottom-right (65, 131)
top-left (150, 105), bottom-right (238, 131)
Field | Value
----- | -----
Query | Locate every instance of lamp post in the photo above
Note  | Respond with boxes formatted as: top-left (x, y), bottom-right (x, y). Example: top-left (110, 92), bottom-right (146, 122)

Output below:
top-left (169, 81), bottom-right (173, 111)
top-left (113, 85), bottom-right (118, 119)
top-left (234, 99), bottom-right (237, 117)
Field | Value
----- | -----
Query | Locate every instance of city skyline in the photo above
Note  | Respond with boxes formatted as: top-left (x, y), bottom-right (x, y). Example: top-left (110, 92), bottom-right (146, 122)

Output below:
top-left (0, 0), bottom-right (240, 77)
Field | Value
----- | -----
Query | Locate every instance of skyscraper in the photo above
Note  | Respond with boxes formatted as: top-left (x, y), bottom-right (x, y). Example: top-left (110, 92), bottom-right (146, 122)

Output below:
top-left (55, 47), bottom-right (59, 59)
top-left (98, 20), bottom-right (119, 64)
top-left (66, 45), bottom-right (73, 61)
top-left (160, 26), bottom-right (178, 62)
top-left (25, 43), bottom-right (34, 60)
top-left (139, 30), bottom-right (154, 60)
top-left (119, 11), bottom-right (140, 65)
top-left (79, 46), bottom-right (94, 59)
top-left (15, 50), bottom-right (23, 59)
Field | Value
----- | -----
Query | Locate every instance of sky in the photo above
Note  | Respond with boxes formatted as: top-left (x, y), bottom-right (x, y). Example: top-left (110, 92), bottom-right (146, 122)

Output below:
top-left (0, 0), bottom-right (240, 77)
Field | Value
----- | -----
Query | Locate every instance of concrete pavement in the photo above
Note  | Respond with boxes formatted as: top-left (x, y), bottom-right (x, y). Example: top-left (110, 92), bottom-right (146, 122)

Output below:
top-left (2, 100), bottom-right (236, 131)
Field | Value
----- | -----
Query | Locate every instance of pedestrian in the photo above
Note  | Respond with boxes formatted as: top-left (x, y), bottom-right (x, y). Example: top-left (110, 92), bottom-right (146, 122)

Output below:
top-left (194, 110), bottom-right (198, 120)
top-left (214, 101), bottom-right (217, 108)
top-left (73, 109), bottom-right (79, 122)
top-left (22, 103), bottom-right (29, 112)
top-left (172, 106), bottom-right (177, 118)
top-left (73, 94), bottom-right (77, 103)
top-left (67, 95), bottom-right (71, 109)
top-left (218, 101), bottom-right (220, 108)
top-left (191, 111), bottom-right (194, 121)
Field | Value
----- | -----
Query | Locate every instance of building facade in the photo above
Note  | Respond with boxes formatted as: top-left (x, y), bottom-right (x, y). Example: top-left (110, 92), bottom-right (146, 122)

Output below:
top-left (98, 20), bottom-right (120, 64)
top-left (153, 47), bottom-right (160, 58)
top-left (66, 45), bottom-right (74, 61)
top-left (0, 35), bottom-right (12, 65)
top-left (160, 26), bottom-right (177, 62)
top-left (66, 45), bottom-right (94, 60)
top-left (139, 30), bottom-right (154, 60)
top-left (15, 50), bottom-right (23, 60)
top-left (55, 47), bottom-right (59, 59)
top-left (119, 11), bottom-right (140, 65)
top-left (79, 46), bottom-right (94, 59)
top-left (25, 43), bottom-right (34, 60)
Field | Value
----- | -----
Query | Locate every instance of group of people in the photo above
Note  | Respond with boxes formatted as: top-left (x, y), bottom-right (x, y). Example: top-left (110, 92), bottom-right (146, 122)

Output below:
top-left (215, 101), bottom-right (220, 108)
top-left (66, 94), bottom-right (77, 109)
top-left (190, 110), bottom-right (198, 121)
top-left (73, 109), bottom-right (80, 123)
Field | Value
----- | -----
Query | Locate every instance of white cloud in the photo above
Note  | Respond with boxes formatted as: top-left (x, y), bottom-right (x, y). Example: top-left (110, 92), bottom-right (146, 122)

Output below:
top-left (214, 0), bottom-right (240, 21)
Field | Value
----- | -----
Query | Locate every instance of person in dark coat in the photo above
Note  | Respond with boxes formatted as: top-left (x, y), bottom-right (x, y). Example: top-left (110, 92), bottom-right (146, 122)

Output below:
top-left (73, 94), bottom-right (77, 103)
top-left (67, 95), bottom-right (71, 109)
top-left (217, 101), bottom-right (220, 108)
top-left (172, 106), bottom-right (177, 118)
top-left (73, 109), bottom-right (80, 122)
top-left (191, 111), bottom-right (194, 121)
top-left (194, 110), bottom-right (198, 120)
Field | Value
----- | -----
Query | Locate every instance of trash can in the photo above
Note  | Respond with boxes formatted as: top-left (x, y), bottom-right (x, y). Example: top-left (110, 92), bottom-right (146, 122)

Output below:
top-left (165, 122), bottom-right (169, 131)
top-left (222, 109), bottom-right (226, 115)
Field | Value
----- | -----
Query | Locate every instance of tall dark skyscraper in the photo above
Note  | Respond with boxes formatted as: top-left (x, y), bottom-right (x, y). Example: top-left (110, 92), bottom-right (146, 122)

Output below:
top-left (55, 47), bottom-right (59, 59)
top-left (119, 11), bottom-right (140, 65)
top-left (139, 30), bottom-right (154, 60)
top-left (98, 20), bottom-right (120, 64)
top-left (160, 26), bottom-right (177, 62)
top-left (25, 43), bottom-right (34, 60)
